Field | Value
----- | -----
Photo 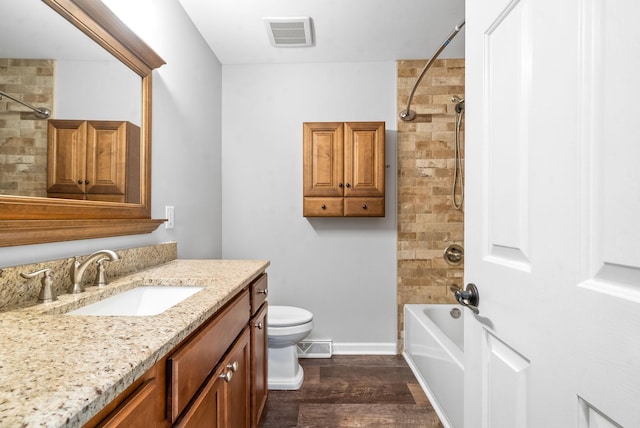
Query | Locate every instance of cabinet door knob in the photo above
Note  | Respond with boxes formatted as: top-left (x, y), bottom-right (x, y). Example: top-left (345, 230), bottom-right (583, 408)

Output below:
top-left (321, 204), bottom-right (327, 210)
top-left (77, 180), bottom-right (83, 185)
top-left (257, 288), bottom-right (268, 295)
top-left (345, 183), bottom-right (351, 188)
top-left (227, 361), bottom-right (239, 373)
top-left (362, 204), bottom-right (368, 209)
top-left (220, 371), bottom-right (233, 383)
top-left (85, 180), bottom-right (90, 184)
top-left (338, 183), bottom-right (343, 188)
top-left (255, 321), bottom-right (263, 330)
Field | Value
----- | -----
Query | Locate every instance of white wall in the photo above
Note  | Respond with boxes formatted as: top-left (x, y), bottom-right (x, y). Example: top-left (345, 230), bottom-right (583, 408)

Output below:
top-left (221, 62), bottom-right (398, 352)
top-left (0, 0), bottom-right (222, 267)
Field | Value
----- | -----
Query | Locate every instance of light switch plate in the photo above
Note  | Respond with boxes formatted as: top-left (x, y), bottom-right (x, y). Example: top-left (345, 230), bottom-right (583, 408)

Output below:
top-left (165, 206), bottom-right (175, 229)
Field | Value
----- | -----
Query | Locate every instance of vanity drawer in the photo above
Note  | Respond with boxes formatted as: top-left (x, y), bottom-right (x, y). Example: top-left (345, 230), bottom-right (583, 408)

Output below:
top-left (250, 274), bottom-right (268, 315)
top-left (167, 289), bottom-right (250, 422)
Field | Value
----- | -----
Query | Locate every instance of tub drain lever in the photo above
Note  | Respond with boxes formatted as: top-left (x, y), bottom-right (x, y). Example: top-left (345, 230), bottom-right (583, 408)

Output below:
top-left (450, 283), bottom-right (480, 315)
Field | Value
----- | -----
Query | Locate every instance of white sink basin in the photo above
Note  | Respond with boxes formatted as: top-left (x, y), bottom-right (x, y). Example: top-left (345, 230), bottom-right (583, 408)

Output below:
top-left (66, 286), bottom-right (204, 316)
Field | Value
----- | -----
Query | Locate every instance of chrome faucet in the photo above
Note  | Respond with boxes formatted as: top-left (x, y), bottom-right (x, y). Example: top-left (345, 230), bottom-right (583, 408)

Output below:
top-left (70, 250), bottom-right (120, 294)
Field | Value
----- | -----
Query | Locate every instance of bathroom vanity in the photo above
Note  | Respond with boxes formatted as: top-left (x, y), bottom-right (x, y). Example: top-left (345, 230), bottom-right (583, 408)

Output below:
top-left (0, 259), bottom-right (269, 427)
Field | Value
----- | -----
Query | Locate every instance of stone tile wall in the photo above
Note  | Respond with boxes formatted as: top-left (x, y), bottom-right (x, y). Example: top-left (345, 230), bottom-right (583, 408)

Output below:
top-left (0, 59), bottom-right (55, 197)
top-left (397, 59), bottom-right (465, 346)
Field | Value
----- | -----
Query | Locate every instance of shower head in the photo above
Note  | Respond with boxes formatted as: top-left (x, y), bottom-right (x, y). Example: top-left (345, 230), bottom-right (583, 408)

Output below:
top-left (399, 19), bottom-right (465, 121)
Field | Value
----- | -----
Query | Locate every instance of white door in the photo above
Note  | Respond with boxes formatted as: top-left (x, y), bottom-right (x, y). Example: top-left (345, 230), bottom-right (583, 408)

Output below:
top-left (464, 0), bottom-right (640, 427)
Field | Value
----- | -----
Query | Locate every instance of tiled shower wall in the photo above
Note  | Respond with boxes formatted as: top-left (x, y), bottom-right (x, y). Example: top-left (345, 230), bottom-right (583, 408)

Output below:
top-left (0, 59), bottom-right (54, 197)
top-left (396, 59), bottom-right (465, 345)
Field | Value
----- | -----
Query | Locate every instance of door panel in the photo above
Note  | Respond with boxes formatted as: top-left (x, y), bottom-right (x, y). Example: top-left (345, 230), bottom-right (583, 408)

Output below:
top-left (484, 0), bottom-right (531, 270)
top-left (483, 332), bottom-right (529, 428)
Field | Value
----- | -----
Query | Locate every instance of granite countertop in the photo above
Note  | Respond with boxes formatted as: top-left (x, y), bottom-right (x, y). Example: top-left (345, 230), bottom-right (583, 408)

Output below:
top-left (0, 259), bottom-right (269, 428)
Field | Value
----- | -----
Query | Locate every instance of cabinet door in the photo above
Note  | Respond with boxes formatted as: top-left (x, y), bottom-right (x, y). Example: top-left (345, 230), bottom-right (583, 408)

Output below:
top-left (250, 304), bottom-right (268, 428)
top-left (303, 122), bottom-right (344, 197)
top-left (174, 367), bottom-right (225, 428)
top-left (47, 120), bottom-right (87, 195)
top-left (99, 379), bottom-right (159, 428)
top-left (176, 328), bottom-right (250, 428)
top-left (343, 122), bottom-right (385, 197)
top-left (225, 328), bottom-right (251, 428)
top-left (86, 121), bottom-right (128, 197)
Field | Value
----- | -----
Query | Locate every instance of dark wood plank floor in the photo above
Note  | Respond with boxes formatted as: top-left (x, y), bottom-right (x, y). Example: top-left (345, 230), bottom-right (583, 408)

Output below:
top-left (259, 355), bottom-right (444, 428)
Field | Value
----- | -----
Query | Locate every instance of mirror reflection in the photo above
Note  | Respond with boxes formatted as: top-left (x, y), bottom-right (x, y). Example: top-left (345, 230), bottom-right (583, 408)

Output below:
top-left (0, 1), bottom-right (141, 202)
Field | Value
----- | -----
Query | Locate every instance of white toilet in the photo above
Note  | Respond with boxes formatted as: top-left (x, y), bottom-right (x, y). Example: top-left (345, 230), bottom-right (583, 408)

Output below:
top-left (267, 305), bottom-right (314, 390)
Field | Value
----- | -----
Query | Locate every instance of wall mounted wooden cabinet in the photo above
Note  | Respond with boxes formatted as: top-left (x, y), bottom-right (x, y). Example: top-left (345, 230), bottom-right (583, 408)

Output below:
top-left (47, 120), bottom-right (141, 203)
top-left (303, 121), bottom-right (385, 217)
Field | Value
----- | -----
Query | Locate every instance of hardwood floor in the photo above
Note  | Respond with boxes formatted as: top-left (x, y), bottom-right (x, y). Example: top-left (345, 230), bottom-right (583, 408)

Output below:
top-left (259, 355), bottom-right (444, 428)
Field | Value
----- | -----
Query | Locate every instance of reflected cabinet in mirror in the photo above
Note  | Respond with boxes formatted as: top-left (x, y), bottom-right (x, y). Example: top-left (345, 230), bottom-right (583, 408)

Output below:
top-left (0, 0), bottom-right (165, 246)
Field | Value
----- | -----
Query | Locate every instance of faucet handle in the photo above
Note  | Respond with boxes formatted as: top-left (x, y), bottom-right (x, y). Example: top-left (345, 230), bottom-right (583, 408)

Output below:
top-left (20, 268), bottom-right (58, 303)
top-left (94, 257), bottom-right (110, 287)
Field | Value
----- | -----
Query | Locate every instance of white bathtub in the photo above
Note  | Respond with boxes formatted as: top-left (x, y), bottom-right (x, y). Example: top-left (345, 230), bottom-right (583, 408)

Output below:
top-left (403, 304), bottom-right (464, 428)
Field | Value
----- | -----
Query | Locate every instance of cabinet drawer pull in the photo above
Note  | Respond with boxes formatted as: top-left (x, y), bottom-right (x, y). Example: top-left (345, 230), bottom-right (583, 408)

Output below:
top-left (220, 370), bottom-right (233, 383)
top-left (257, 288), bottom-right (268, 295)
top-left (255, 321), bottom-right (263, 330)
top-left (227, 361), bottom-right (239, 373)
top-left (362, 204), bottom-right (368, 210)
top-left (321, 204), bottom-right (327, 210)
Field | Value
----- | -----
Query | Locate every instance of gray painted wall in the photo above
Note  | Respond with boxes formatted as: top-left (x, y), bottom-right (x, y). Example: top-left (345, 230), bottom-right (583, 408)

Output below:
top-left (221, 62), bottom-right (398, 351)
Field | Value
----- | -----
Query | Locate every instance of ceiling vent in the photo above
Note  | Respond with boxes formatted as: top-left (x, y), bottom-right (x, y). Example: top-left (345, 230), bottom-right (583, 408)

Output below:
top-left (264, 17), bottom-right (313, 47)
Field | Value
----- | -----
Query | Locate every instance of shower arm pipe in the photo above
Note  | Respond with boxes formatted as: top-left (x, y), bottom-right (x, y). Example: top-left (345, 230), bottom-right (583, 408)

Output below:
top-left (0, 90), bottom-right (51, 119)
top-left (399, 19), bottom-right (465, 121)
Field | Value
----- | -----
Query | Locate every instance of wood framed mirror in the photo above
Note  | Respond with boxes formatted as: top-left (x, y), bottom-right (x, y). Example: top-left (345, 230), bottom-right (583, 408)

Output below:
top-left (0, 0), bottom-right (165, 247)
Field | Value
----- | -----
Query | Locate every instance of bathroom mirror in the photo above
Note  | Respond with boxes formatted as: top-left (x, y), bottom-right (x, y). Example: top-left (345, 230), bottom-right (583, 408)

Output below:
top-left (0, 0), bottom-right (165, 246)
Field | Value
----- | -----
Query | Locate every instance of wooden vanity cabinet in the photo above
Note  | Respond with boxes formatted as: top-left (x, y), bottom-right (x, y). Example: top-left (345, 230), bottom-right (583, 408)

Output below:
top-left (84, 273), bottom-right (269, 428)
top-left (47, 120), bottom-right (141, 203)
top-left (303, 121), bottom-right (385, 217)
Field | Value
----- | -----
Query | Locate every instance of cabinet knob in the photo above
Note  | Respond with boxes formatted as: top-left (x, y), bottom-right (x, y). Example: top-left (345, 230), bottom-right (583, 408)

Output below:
top-left (85, 180), bottom-right (90, 184)
top-left (257, 288), bottom-right (268, 295)
top-left (338, 183), bottom-right (343, 188)
top-left (219, 371), bottom-right (233, 383)
top-left (227, 361), bottom-right (239, 373)
top-left (362, 204), bottom-right (368, 210)
top-left (77, 180), bottom-right (83, 185)
top-left (345, 183), bottom-right (351, 188)
top-left (255, 321), bottom-right (263, 330)
top-left (321, 204), bottom-right (327, 210)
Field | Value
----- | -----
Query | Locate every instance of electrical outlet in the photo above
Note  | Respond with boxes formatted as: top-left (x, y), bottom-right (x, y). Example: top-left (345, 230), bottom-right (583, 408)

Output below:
top-left (165, 206), bottom-right (175, 229)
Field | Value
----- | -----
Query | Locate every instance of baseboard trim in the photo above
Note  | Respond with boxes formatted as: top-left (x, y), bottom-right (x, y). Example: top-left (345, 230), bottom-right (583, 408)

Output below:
top-left (332, 342), bottom-right (397, 355)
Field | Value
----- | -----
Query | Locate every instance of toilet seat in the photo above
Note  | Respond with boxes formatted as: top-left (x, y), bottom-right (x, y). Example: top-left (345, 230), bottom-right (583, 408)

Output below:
top-left (268, 306), bottom-right (313, 327)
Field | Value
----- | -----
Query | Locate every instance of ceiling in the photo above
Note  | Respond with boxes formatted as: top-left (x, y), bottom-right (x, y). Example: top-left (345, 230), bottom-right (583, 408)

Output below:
top-left (176, 0), bottom-right (466, 65)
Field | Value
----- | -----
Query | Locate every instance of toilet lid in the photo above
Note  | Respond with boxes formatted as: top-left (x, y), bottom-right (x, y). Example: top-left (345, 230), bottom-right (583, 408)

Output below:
top-left (268, 306), bottom-right (313, 327)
